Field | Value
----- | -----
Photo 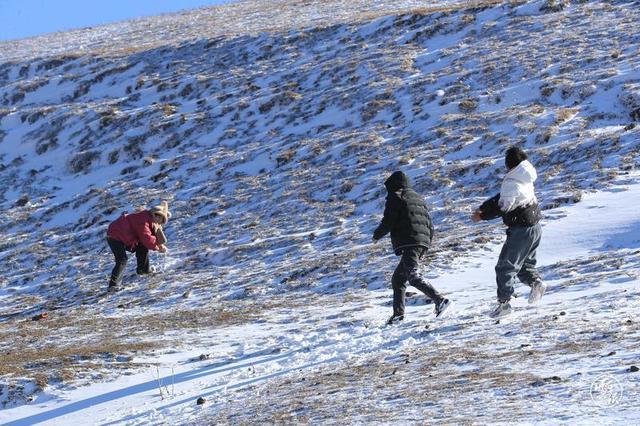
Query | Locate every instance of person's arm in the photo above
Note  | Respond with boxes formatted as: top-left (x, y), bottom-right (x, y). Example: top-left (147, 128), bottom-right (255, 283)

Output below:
top-left (424, 202), bottom-right (434, 242)
top-left (131, 213), bottom-right (159, 250)
top-left (153, 224), bottom-right (167, 245)
top-left (373, 195), bottom-right (400, 240)
top-left (472, 193), bottom-right (502, 222)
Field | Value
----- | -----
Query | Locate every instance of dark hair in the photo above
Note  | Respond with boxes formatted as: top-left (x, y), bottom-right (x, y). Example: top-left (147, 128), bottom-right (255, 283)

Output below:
top-left (505, 146), bottom-right (527, 170)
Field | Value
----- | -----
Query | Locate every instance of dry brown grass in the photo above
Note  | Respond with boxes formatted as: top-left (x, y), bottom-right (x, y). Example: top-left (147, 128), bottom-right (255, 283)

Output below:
top-left (0, 292), bottom-right (317, 387)
top-left (206, 299), bottom-right (638, 424)
top-left (555, 107), bottom-right (578, 125)
top-left (0, 341), bottom-right (159, 378)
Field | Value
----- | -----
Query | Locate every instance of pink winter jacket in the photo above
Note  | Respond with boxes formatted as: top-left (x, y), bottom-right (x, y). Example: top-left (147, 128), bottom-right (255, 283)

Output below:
top-left (107, 211), bottom-right (158, 251)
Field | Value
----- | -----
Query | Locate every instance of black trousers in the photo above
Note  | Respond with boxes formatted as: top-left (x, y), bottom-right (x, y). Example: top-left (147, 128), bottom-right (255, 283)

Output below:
top-left (392, 246), bottom-right (443, 317)
top-left (107, 238), bottom-right (150, 286)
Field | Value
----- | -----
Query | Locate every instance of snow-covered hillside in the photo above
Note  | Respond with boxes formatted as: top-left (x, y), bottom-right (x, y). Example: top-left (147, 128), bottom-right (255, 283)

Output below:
top-left (0, 0), bottom-right (639, 424)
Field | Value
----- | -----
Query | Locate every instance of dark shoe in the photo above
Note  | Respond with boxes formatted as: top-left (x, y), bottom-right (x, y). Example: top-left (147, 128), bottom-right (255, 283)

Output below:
top-left (387, 314), bottom-right (404, 325)
top-left (136, 266), bottom-right (158, 275)
top-left (434, 298), bottom-right (450, 318)
top-left (489, 300), bottom-right (512, 318)
top-left (107, 284), bottom-right (122, 293)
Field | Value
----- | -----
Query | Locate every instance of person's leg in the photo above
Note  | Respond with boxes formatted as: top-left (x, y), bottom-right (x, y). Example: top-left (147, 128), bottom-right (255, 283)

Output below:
top-left (495, 227), bottom-right (538, 301)
top-left (135, 245), bottom-right (150, 274)
top-left (517, 224), bottom-right (542, 286)
top-left (404, 247), bottom-right (444, 304)
top-left (391, 253), bottom-right (409, 317)
top-left (107, 238), bottom-right (128, 287)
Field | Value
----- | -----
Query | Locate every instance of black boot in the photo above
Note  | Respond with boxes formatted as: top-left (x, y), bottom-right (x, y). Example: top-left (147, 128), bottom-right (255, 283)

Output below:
top-left (107, 282), bottom-right (122, 293)
top-left (387, 314), bottom-right (404, 325)
top-left (434, 298), bottom-right (451, 318)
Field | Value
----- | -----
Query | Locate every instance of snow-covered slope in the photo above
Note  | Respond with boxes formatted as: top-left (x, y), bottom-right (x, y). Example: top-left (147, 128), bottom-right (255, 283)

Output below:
top-left (0, 0), bottom-right (639, 424)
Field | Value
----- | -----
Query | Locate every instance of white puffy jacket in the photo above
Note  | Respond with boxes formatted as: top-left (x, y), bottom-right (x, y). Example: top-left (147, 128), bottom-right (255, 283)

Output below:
top-left (499, 160), bottom-right (538, 213)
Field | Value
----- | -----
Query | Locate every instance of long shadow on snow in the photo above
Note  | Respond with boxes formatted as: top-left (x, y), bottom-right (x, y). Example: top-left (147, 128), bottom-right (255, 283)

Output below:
top-left (3, 346), bottom-right (298, 426)
top-left (103, 329), bottom-right (419, 424)
top-left (6, 313), bottom-right (470, 424)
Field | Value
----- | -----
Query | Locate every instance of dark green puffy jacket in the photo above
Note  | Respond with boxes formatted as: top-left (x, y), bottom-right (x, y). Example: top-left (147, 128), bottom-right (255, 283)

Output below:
top-left (373, 171), bottom-right (434, 255)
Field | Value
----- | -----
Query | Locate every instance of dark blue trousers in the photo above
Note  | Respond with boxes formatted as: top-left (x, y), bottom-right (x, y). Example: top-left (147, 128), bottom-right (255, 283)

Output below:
top-left (495, 224), bottom-right (542, 301)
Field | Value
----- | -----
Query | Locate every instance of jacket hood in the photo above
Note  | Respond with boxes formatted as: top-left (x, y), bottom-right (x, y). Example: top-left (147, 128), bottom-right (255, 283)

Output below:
top-left (385, 171), bottom-right (410, 192)
top-left (507, 160), bottom-right (537, 184)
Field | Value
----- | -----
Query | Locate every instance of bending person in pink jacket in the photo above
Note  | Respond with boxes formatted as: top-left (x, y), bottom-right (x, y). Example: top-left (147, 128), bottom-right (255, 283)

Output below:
top-left (106, 201), bottom-right (170, 292)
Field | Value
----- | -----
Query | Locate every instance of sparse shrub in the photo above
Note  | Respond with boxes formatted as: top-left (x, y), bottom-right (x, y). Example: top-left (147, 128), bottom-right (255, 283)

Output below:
top-left (15, 195), bottom-right (29, 207)
top-left (534, 128), bottom-right (555, 145)
top-left (558, 63), bottom-right (575, 75)
top-left (496, 135), bottom-right (510, 146)
top-left (23, 110), bottom-right (46, 124)
top-left (18, 65), bottom-right (30, 78)
top-left (99, 108), bottom-right (117, 128)
top-left (162, 135), bottom-right (181, 150)
top-left (540, 0), bottom-right (569, 13)
top-left (259, 90), bottom-right (302, 114)
top-left (540, 83), bottom-right (555, 98)
top-left (221, 128), bottom-right (237, 141)
top-left (124, 136), bottom-right (145, 160)
top-left (559, 83), bottom-right (574, 99)
top-left (180, 83), bottom-right (194, 98)
top-left (579, 83), bottom-right (597, 99)
top-left (34, 374), bottom-right (48, 392)
top-left (37, 56), bottom-right (74, 71)
top-left (108, 150), bottom-right (120, 164)
top-left (120, 165), bottom-right (138, 175)
top-left (619, 84), bottom-right (640, 121)
top-left (151, 172), bottom-right (168, 182)
top-left (529, 104), bottom-right (545, 115)
top-left (435, 127), bottom-right (448, 138)
top-left (73, 81), bottom-right (91, 99)
top-left (217, 93), bottom-right (233, 103)
top-left (135, 75), bottom-right (146, 90)
top-left (35, 138), bottom-right (58, 155)
top-left (551, 191), bottom-right (583, 208)
top-left (361, 99), bottom-right (395, 122)
top-left (398, 155), bottom-right (412, 165)
top-left (68, 150), bottom-right (100, 174)
top-left (458, 98), bottom-right (478, 113)
top-left (11, 90), bottom-right (25, 105)
top-left (483, 63), bottom-right (495, 75)
top-left (276, 149), bottom-right (296, 167)
top-left (459, 14), bottom-right (475, 27)
top-left (161, 103), bottom-right (178, 116)
top-left (555, 108), bottom-right (576, 125)
top-left (311, 144), bottom-right (324, 156)
top-left (340, 181), bottom-right (354, 194)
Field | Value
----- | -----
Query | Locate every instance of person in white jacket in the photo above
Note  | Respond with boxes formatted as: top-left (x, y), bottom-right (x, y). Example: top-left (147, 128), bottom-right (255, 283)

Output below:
top-left (471, 147), bottom-right (545, 318)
